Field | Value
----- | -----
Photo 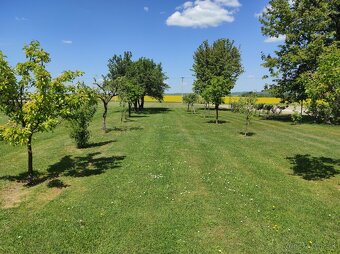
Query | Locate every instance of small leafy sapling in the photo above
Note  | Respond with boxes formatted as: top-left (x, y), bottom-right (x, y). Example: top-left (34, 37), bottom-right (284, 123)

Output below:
top-left (239, 94), bottom-right (257, 136)
top-left (182, 93), bottom-right (198, 113)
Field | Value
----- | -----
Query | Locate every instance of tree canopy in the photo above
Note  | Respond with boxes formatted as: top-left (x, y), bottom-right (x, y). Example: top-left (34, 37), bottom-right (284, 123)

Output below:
top-left (193, 38), bottom-right (243, 123)
top-left (260, 0), bottom-right (340, 103)
top-left (0, 41), bottom-right (82, 182)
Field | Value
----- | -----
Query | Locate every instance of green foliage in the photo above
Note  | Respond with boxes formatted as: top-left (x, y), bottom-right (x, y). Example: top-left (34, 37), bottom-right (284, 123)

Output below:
top-left (132, 57), bottom-right (169, 104)
top-left (238, 94), bottom-right (257, 136)
top-left (64, 83), bottom-right (97, 148)
top-left (303, 43), bottom-right (340, 123)
top-left (94, 75), bottom-right (117, 131)
top-left (193, 38), bottom-right (244, 123)
top-left (182, 93), bottom-right (198, 112)
top-left (291, 103), bottom-right (302, 124)
top-left (116, 76), bottom-right (144, 120)
top-left (260, 0), bottom-right (339, 103)
top-left (0, 40), bottom-right (82, 179)
top-left (108, 51), bottom-right (133, 81)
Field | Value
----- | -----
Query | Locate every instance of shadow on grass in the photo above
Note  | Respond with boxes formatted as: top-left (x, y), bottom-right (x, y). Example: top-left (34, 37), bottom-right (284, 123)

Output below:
top-left (239, 132), bottom-right (256, 136)
top-left (206, 120), bottom-right (229, 124)
top-left (261, 114), bottom-right (315, 124)
top-left (287, 154), bottom-right (340, 180)
top-left (112, 126), bottom-right (143, 132)
top-left (84, 140), bottom-right (116, 148)
top-left (139, 107), bottom-right (171, 114)
top-left (0, 152), bottom-right (125, 187)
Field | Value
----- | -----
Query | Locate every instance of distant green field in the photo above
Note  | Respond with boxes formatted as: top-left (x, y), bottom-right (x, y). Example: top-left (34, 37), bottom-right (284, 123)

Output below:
top-left (0, 103), bottom-right (339, 253)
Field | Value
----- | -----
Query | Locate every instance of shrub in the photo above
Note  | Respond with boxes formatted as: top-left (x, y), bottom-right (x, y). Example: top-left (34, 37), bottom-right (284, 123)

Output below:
top-left (64, 83), bottom-right (97, 148)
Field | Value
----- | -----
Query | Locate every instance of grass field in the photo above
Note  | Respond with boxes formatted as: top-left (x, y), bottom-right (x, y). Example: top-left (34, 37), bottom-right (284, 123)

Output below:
top-left (0, 102), bottom-right (339, 253)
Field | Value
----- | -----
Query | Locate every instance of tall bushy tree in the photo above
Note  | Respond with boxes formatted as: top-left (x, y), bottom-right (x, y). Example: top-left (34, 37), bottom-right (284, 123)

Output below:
top-left (64, 83), bottom-right (97, 148)
top-left (132, 58), bottom-right (168, 110)
top-left (260, 0), bottom-right (339, 106)
top-left (116, 76), bottom-right (144, 118)
top-left (193, 38), bottom-right (243, 123)
top-left (0, 41), bottom-right (82, 182)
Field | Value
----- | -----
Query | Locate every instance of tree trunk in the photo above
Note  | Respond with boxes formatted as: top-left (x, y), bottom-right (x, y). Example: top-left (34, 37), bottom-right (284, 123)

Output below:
top-left (300, 100), bottom-right (303, 117)
top-left (102, 102), bottom-right (108, 131)
top-left (134, 100), bottom-right (138, 112)
top-left (27, 134), bottom-right (33, 183)
top-left (245, 118), bottom-right (249, 136)
top-left (128, 103), bottom-right (131, 117)
top-left (140, 96), bottom-right (145, 110)
top-left (215, 104), bottom-right (219, 124)
top-left (187, 104), bottom-right (190, 112)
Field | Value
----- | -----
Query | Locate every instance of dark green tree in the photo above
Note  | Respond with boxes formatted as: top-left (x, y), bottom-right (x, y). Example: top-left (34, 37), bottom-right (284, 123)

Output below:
top-left (116, 76), bottom-right (144, 118)
top-left (193, 39), bottom-right (244, 123)
top-left (132, 58), bottom-right (168, 110)
top-left (260, 0), bottom-right (340, 107)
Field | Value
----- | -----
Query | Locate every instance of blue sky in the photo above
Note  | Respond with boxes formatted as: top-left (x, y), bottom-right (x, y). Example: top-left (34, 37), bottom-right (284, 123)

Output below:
top-left (0, 0), bottom-right (283, 93)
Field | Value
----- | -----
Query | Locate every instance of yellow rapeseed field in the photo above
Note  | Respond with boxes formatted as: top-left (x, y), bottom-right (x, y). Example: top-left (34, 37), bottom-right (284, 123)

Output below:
top-left (114, 96), bottom-right (281, 104)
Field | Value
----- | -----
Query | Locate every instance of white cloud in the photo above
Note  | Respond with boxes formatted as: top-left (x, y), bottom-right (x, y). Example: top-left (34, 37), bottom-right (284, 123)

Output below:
top-left (144, 6), bottom-right (149, 12)
top-left (62, 40), bottom-right (73, 44)
top-left (166, 0), bottom-right (241, 28)
top-left (264, 35), bottom-right (286, 43)
top-left (15, 16), bottom-right (27, 21)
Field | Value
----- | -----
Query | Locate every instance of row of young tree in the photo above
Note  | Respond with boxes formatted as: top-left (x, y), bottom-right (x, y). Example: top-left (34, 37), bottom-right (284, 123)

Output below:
top-left (0, 41), bottom-right (167, 183)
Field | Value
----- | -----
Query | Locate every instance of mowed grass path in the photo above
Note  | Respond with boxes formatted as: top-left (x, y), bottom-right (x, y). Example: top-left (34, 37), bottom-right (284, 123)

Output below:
top-left (0, 103), bottom-right (339, 253)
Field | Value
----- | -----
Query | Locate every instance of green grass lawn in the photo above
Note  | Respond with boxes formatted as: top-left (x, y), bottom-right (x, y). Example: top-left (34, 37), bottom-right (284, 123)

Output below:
top-left (0, 102), bottom-right (339, 253)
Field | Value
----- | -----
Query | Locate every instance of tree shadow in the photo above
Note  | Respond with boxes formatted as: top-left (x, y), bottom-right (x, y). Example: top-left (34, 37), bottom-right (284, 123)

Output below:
top-left (139, 107), bottom-right (171, 114)
top-left (47, 179), bottom-right (69, 188)
top-left (239, 132), bottom-right (256, 136)
top-left (0, 152), bottom-right (125, 187)
top-left (261, 114), bottom-right (315, 124)
top-left (287, 154), bottom-right (340, 180)
top-left (129, 115), bottom-right (149, 118)
top-left (112, 126), bottom-right (143, 132)
top-left (84, 140), bottom-right (116, 148)
top-left (206, 120), bottom-right (229, 124)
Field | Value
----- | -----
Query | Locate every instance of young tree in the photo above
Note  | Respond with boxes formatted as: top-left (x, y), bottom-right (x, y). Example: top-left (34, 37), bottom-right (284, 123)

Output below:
top-left (193, 39), bottom-right (244, 123)
top-left (64, 83), bottom-right (97, 148)
top-left (238, 94), bottom-right (257, 136)
top-left (182, 93), bottom-right (198, 113)
top-left (116, 76), bottom-right (144, 119)
top-left (260, 0), bottom-right (339, 108)
top-left (0, 41), bottom-right (82, 183)
top-left (94, 75), bottom-right (117, 131)
top-left (132, 58), bottom-right (168, 110)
